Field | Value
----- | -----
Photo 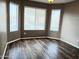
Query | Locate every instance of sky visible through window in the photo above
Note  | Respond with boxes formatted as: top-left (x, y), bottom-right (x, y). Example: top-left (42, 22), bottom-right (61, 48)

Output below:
top-left (10, 3), bottom-right (18, 32)
top-left (24, 7), bottom-right (46, 30)
top-left (50, 9), bottom-right (61, 31)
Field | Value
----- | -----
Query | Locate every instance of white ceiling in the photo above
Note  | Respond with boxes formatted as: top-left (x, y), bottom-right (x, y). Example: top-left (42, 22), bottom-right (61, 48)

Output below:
top-left (31, 0), bottom-right (75, 4)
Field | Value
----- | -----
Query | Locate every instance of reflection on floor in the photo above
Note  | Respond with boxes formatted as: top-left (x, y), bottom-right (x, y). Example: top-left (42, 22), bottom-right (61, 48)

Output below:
top-left (4, 38), bottom-right (79, 59)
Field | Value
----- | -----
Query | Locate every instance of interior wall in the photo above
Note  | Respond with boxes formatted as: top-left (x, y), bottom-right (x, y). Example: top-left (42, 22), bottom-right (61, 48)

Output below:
top-left (49, 31), bottom-right (60, 38)
top-left (0, 1), bottom-right (7, 58)
top-left (8, 32), bottom-right (20, 41)
top-left (61, 1), bottom-right (79, 48)
top-left (23, 30), bottom-right (47, 37)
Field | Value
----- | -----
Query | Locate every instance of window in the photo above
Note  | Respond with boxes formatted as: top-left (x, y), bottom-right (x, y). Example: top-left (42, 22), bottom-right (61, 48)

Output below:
top-left (50, 9), bottom-right (61, 31)
top-left (10, 3), bottom-right (18, 32)
top-left (24, 6), bottom-right (46, 30)
top-left (35, 9), bottom-right (46, 30)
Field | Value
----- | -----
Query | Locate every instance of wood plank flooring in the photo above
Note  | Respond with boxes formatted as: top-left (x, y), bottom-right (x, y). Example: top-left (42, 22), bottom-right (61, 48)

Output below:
top-left (4, 38), bottom-right (79, 59)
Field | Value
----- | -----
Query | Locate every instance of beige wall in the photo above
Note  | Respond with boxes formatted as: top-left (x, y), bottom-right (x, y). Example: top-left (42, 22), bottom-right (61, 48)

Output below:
top-left (8, 32), bottom-right (20, 41)
top-left (61, 1), bottom-right (79, 48)
top-left (49, 31), bottom-right (60, 38)
top-left (0, 1), bottom-right (7, 58)
top-left (23, 30), bottom-right (48, 37)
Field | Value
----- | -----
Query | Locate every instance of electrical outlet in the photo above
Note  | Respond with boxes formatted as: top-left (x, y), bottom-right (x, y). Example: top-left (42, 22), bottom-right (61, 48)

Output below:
top-left (24, 32), bottom-right (27, 35)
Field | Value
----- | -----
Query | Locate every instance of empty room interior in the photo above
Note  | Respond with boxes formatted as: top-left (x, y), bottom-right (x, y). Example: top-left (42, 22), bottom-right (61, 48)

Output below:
top-left (0, 0), bottom-right (79, 59)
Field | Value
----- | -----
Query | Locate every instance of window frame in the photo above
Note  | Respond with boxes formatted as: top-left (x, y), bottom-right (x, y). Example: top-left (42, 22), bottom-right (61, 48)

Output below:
top-left (9, 2), bottom-right (19, 32)
top-left (24, 6), bottom-right (46, 31)
top-left (50, 9), bottom-right (61, 32)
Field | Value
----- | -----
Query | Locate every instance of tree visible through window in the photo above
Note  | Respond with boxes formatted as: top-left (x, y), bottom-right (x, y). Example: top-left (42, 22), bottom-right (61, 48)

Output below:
top-left (24, 6), bottom-right (46, 30)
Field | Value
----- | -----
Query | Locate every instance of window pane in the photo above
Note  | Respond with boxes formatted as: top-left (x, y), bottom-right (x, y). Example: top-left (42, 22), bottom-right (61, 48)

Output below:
top-left (50, 9), bottom-right (61, 31)
top-left (36, 8), bottom-right (46, 30)
top-left (10, 3), bottom-right (18, 32)
top-left (24, 7), bottom-right (35, 30)
top-left (24, 6), bottom-right (46, 30)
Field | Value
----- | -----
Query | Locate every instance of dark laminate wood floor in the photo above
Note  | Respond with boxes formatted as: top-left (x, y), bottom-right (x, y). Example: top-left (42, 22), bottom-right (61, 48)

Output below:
top-left (4, 38), bottom-right (79, 59)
